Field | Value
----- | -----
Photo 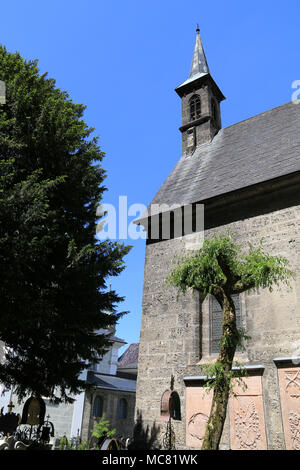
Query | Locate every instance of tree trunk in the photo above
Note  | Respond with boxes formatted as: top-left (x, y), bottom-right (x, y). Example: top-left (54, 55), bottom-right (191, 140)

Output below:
top-left (201, 291), bottom-right (239, 450)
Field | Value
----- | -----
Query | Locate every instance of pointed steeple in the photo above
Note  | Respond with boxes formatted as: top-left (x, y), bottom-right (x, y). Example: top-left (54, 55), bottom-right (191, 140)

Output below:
top-left (175, 27), bottom-right (226, 153)
top-left (189, 25), bottom-right (209, 78)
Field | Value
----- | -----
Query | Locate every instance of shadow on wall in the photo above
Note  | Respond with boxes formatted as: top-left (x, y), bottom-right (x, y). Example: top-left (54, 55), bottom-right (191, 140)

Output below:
top-left (128, 409), bottom-right (161, 450)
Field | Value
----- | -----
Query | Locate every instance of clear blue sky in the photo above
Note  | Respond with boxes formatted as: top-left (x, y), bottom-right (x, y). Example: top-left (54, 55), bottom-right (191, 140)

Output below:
top-left (1, 0), bottom-right (300, 354)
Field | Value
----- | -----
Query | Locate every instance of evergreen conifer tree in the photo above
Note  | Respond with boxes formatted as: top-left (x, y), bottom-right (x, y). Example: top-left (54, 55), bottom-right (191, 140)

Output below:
top-left (0, 46), bottom-right (130, 403)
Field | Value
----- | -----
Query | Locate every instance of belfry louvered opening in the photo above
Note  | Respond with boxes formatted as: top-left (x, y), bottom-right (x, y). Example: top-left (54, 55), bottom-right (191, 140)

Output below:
top-left (189, 94), bottom-right (201, 121)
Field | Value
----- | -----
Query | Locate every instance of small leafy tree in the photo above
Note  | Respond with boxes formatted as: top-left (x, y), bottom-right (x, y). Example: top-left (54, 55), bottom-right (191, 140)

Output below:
top-left (167, 234), bottom-right (294, 450)
top-left (58, 435), bottom-right (71, 450)
top-left (92, 413), bottom-right (116, 446)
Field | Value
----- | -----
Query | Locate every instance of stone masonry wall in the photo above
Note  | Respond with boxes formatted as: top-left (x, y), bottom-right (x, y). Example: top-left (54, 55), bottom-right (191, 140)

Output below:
top-left (135, 193), bottom-right (300, 449)
top-left (81, 389), bottom-right (136, 443)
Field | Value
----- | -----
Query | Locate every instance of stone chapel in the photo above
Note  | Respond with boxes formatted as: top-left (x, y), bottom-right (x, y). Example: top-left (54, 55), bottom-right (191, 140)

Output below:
top-left (135, 28), bottom-right (300, 450)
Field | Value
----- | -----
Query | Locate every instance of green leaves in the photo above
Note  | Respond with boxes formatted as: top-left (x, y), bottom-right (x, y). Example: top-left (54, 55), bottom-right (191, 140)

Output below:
top-left (167, 234), bottom-right (294, 297)
top-left (237, 241), bottom-right (294, 293)
top-left (92, 414), bottom-right (116, 441)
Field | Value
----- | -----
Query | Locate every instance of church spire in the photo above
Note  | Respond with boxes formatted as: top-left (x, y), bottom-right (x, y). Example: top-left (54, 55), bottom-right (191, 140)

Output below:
top-left (189, 25), bottom-right (209, 78)
top-left (175, 27), bottom-right (225, 154)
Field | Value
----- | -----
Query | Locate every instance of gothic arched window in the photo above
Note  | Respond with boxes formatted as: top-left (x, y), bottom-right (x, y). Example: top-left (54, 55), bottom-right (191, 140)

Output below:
top-left (189, 95), bottom-right (201, 121)
top-left (93, 396), bottom-right (103, 418)
top-left (118, 398), bottom-right (128, 419)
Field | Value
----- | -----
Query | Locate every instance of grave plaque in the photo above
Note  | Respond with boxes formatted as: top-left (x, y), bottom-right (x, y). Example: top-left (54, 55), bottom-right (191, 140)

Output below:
top-left (277, 366), bottom-right (300, 450)
top-left (229, 375), bottom-right (267, 450)
top-left (185, 385), bottom-right (213, 449)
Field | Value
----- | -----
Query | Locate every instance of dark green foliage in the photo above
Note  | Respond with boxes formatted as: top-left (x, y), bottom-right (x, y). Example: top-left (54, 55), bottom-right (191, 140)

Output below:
top-left (0, 46), bottom-right (130, 402)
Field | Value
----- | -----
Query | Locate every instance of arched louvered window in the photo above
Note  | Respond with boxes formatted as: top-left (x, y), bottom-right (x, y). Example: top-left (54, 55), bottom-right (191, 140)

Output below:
top-left (118, 398), bottom-right (128, 419)
top-left (189, 95), bottom-right (201, 121)
top-left (93, 396), bottom-right (103, 418)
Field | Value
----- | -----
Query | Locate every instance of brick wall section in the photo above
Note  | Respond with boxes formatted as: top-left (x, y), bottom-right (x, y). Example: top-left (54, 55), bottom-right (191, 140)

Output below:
top-left (135, 195), bottom-right (300, 449)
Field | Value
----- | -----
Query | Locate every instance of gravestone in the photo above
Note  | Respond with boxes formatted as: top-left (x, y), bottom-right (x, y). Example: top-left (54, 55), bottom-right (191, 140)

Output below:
top-left (21, 396), bottom-right (46, 426)
top-left (185, 386), bottom-right (213, 448)
top-left (278, 366), bottom-right (300, 450)
top-left (229, 376), bottom-right (267, 450)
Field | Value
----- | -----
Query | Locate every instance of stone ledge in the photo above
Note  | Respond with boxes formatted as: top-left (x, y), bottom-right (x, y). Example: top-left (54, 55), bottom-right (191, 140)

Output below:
top-left (273, 356), bottom-right (300, 368)
top-left (184, 364), bottom-right (265, 384)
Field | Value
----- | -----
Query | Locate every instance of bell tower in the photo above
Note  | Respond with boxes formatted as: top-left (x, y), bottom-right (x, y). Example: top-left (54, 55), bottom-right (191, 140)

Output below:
top-left (175, 27), bottom-right (225, 155)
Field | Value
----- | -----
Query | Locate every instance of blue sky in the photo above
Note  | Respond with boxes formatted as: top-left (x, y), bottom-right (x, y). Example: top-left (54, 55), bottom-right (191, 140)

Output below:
top-left (1, 0), bottom-right (300, 354)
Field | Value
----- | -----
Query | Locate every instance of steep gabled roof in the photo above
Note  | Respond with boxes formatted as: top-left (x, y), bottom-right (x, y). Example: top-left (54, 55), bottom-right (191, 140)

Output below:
top-left (144, 101), bottom-right (300, 217)
top-left (118, 343), bottom-right (139, 370)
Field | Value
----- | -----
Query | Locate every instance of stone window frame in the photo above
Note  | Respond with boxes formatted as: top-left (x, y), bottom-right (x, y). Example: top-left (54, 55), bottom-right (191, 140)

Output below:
top-left (189, 94), bottom-right (201, 121)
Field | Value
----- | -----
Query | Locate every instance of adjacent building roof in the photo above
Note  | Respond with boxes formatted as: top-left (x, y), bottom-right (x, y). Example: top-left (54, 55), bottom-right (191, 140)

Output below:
top-left (141, 100), bottom-right (300, 218)
top-left (108, 334), bottom-right (127, 345)
top-left (87, 371), bottom-right (136, 393)
top-left (117, 343), bottom-right (139, 370)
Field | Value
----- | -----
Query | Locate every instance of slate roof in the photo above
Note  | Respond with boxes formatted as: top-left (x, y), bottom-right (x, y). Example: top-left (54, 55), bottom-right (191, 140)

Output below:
top-left (188, 27), bottom-right (209, 78)
top-left (87, 371), bottom-right (136, 392)
top-left (117, 343), bottom-right (139, 370)
top-left (143, 101), bottom-right (300, 218)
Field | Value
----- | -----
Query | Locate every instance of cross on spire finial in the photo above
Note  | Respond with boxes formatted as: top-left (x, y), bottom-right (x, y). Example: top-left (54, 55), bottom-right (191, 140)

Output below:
top-left (189, 26), bottom-right (209, 77)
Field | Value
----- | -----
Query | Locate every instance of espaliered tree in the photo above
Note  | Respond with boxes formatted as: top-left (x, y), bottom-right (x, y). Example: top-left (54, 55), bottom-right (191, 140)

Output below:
top-left (0, 46), bottom-right (130, 403)
top-left (167, 234), bottom-right (294, 450)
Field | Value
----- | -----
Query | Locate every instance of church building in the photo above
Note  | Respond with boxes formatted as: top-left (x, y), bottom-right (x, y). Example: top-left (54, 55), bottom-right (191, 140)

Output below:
top-left (135, 28), bottom-right (300, 450)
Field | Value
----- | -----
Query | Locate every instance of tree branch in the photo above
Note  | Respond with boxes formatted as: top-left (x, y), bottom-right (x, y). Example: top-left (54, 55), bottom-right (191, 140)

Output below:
top-left (232, 279), bottom-right (256, 294)
top-left (216, 254), bottom-right (239, 289)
